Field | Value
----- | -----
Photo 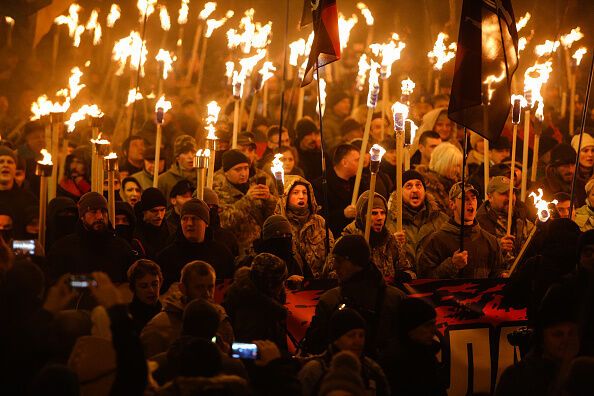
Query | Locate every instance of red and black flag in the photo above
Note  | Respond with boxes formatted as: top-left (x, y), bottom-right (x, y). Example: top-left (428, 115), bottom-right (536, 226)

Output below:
top-left (300, 0), bottom-right (341, 87)
top-left (448, 0), bottom-right (519, 141)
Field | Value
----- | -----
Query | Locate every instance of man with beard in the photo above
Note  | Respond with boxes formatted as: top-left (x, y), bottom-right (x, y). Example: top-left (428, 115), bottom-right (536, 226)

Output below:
top-left (132, 188), bottom-right (171, 260)
top-left (538, 143), bottom-right (578, 204)
top-left (214, 150), bottom-right (277, 256)
top-left (419, 182), bottom-right (506, 279)
top-left (387, 170), bottom-right (448, 269)
top-left (476, 176), bottom-right (533, 260)
top-left (342, 191), bottom-right (414, 282)
top-left (47, 192), bottom-right (136, 283)
top-left (0, 145), bottom-right (38, 238)
top-left (158, 135), bottom-right (197, 200)
top-left (295, 118), bottom-right (323, 182)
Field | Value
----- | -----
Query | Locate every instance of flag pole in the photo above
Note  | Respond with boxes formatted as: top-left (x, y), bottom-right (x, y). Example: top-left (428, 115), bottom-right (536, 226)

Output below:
top-left (460, 127), bottom-right (468, 252)
top-left (277, 0), bottom-right (290, 154)
top-left (569, 51), bottom-right (594, 218)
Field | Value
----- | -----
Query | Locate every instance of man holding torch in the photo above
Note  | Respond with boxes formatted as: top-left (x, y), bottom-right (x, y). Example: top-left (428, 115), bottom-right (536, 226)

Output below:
top-left (419, 182), bottom-right (506, 279)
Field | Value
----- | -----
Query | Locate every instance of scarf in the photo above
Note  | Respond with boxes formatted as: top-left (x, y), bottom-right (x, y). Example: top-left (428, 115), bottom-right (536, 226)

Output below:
top-left (287, 204), bottom-right (310, 226)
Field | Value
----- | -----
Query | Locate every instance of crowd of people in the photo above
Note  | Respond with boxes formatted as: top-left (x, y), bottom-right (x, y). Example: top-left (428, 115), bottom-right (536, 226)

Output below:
top-left (3, 18), bottom-right (594, 396)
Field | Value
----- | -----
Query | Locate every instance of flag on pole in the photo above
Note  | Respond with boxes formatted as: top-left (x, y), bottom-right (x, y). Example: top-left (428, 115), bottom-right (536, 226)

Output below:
top-left (448, 0), bottom-right (519, 142)
top-left (300, 0), bottom-right (341, 87)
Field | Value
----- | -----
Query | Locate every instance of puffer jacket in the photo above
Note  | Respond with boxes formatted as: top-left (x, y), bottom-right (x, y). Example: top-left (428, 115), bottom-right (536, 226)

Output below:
top-left (276, 175), bottom-right (334, 278)
top-left (575, 204), bottom-right (594, 231)
top-left (213, 168), bottom-right (278, 256)
top-left (386, 194), bottom-right (448, 270)
top-left (416, 165), bottom-right (457, 217)
top-left (419, 219), bottom-right (506, 279)
top-left (342, 191), bottom-right (413, 282)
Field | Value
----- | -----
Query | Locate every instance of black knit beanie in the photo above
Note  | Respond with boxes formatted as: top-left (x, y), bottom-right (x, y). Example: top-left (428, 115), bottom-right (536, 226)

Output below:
top-left (329, 307), bottom-right (367, 341)
top-left (180, 198), bottom-right (210, 225)
top-left (0, 145), bottom-right (16, 161)
top-left (332, 235), bottom-right (371, 268)
top-left (402, 169), bottom-right (426, 190)
top-left (137, 187), bottom-right (167, 212)
top-left (262, 215), bottom-right (292, 240)
top-left (222, 149), bottom-right (249, 172)
top-left (397, 298), bottom-right (437, 335)
top-left (78, 192), bottom-right (107, 217)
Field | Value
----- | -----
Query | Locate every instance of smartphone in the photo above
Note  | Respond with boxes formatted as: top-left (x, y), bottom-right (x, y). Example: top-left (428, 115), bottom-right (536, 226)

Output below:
top-left (12, 239), bottom-right (36, 256)
top-left (256, 176), bottom-right (267, 186)
top-left (69, 274), bottom-right (98, 289)
top-left (231, 342), bottom-right (259, 360)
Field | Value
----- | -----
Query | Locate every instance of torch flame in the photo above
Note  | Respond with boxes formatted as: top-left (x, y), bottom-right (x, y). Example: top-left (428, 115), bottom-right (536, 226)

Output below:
top-left (511, 94), bottom-right (528, 108)
top-left (67, 67), bottom-right (86, 100)
top-left (205, 101), bottom-right (221, 140)
top-left (196, 148), bottom-right (211, 158)
top-left (155, 95), bottom-right (172, 113)
top-left (572, 47), bottom-right (587, 66)
top-left (126, 88), bottom-right (143, 107)
top-left (258, 61), bottom-right (276, 87)
top-left (72, 24), bottom-right (85, 47)
top-left (5, 16), bottom-right (15, 27)
top-left (137, 0), bottom-right (157, 23)
top-left (534, 39), bottom-right (560, 57)
top-left (338, 13), bottom-right (358, 51)
top-left (238, 49), bottom-right (267, 81)
top-left (289, 38), bottom-right (306, 67)
top-left (428, 32), bottom-right (457, 71)
top-left (355, 54), bottom-right (371, 91)
top-left (226, 9), bottom-right (270, 54)
top-left (178, 0), bottom-right (190, 25)
top-left (159, 5), bottom-right (171, 31)
top-left (369, 144), bottom-right (386, 162)
top-left (85, 9), bottom-right (102, 46)
top-left (515, 12), bottom-right (531, 32)
top-left (529, 188), bottom-right (558, 222)
top-left (205, 11), bottom-right (233, 38)
top-left (155, 49), bottom-right (176, 79)
top-left (112, 31), bottom-right (147, 76)
top-left (30, 95), bottom-right (53, 120)
top-left (107, 4), bottom-right (121, 28)
top-left (401, 78), bottom-right (415, 96)
top-left (65, 104), bottom-right (104, 133)
top-left (524, 60), bottom-right (553, 118)
top-left (271, 153), bottom-right (285, 183)
top-left (104, 152), bottom-right (118, 160)
top-left (225, 61), bottom-right (235, 82)
top-left (54, 3), bottom-right (81, 38)
top-left (370, 34), bottom-right (406, 79)
top-left (38, 149), bottom-right (53, 166)
top-left (560, 27), bottom-right (584, 49)
top-left (391, 101), bottom-right (409, 131)
top-left (356, 2), bottom-right (374, 25)
top-left (316, 75), bottom-right (327, 116)
top-left (199, 2), bottom-right (217, 20)
top-left (90, 132), bottom-right (110, 145)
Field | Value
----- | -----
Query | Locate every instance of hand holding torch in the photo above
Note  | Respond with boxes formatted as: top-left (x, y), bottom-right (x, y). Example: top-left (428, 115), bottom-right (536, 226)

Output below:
top-left (364, 144), bottom-right (385, 242)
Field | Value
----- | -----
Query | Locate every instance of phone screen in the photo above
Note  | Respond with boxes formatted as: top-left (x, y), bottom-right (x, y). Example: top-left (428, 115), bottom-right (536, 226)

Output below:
top-left (231, 342), bottom-right (258, 360)
top-left (256, 176), bottom-right (267, 185)
top-left (12, 240), bottom-right (36, 255)
top-left (69, 275), bottom-right (98, 289)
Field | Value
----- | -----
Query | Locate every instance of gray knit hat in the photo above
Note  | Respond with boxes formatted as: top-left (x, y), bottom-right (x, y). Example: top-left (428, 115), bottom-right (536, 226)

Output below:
top-left (78, 192), bottom-right (108, 217)
top-left (180, 199), bottom-right (210, 225)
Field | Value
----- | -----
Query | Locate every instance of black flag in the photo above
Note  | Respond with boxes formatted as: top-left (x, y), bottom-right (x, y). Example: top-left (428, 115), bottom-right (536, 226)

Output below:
top-left (448, 0), bottom-right (519, 142)
top-left (300, 0), bottom-right (341, 87)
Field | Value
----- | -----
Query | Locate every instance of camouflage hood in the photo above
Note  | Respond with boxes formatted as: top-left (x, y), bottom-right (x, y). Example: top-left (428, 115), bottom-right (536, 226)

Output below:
top-left (279, 175), bottom-right (320, 214)
top-left (355, 190), bottom-right (388, 229)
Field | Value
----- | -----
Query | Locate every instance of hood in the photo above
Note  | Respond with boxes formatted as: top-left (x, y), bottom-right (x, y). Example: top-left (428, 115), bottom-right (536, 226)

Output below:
top-left (48, 197), bottom-right (78, 220)
top-left (355, 190), bottom-right (388, 229)
top-left (280, 175), bottom-right (320, 214)
top-left (419, 107), bottom-right (448, 135)
top-left (64, 145), bottom-right (92, 179)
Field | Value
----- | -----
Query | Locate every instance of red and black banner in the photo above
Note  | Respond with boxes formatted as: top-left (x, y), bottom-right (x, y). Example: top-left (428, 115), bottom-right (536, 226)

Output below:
top-left (448, 0), bottom-right (519, 142)
top-left (300, 0), bottom-right (341, 87)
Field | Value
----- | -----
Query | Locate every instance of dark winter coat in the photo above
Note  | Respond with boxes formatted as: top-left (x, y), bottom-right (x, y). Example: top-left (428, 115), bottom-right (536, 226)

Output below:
top-left (0, 183), bottom-right (37, 238)
top-left (128, 296), bottom-right (162, 334)
top-left (45, 197), bottom-right (78, 251)
top-left (132, 219), bottom-right (171, 260)
top-left (495, 353), bottom-right (562, 396)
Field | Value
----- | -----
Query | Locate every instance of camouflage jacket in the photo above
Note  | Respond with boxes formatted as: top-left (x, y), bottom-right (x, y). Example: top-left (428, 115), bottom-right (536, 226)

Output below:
top-left (575, 204), bottom-right (594, 232)
top-left (213, 168), bottom-right (278, 256)
top-left (386, 194), bottom-right (448, 271)
top-left (276, 176), bottom-right (334, 278)
top-left (416, 165), bottom-right (456, 217)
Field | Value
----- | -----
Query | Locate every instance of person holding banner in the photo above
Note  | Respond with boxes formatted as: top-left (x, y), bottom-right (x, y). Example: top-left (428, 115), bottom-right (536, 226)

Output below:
top-left (419, 182), bottom-right (506, 279)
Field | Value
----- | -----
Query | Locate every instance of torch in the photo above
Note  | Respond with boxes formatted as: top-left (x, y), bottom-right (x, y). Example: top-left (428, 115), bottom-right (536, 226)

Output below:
top-left (231, 70), bottom-right (243, 149)
top-left (194, 149), bottom-right (210, 200)
top-left (352, 54), bottom-right (371, 115)
top-left (428, 32), bottom-right (457, 95)
top-left (569, 47), bottom-right (588, 135)
top-left (155, 49), bottom-right (175, 98)
top-left (103, 152), bottom-right (118, 227)
top-left (90, 132), bottom-right (110, 193)
top-left (176, 0), bottom-right (189, 66)
top-left (48, 111), bottom-right (64, 202)
top-left (560, 27), bottom-right (584, 134)
top-left (507, 95), bottom-right (526, 235)
top-left (158, 5), bottom-right (171, 50)
top-left (153, 95), bottom-right (172, 187)
top-left (248, 61), bottom-right (276, 132)
top-left (205, 101), bottom-right (221, 188)
top-left (364, 144), bottom-right (386, 242)
top-left (531, 103), bottom-right (544, 182)
top-left (392, 101), bottom-right (409, 232)
top-left (351, 62), bottom-right (380, 206)
top-left (5, 17), bottom-right (14, 48)
top-left (401, 78), bottom-right (416, 171)
top-left (271, 153), bottom-right (285, 215)
top-left (336, 13), bottom-right (358, 81)
top-left (356, 2), bottom-right (374, 48)
top-left (36, 149), bottom-right (53, 249)
top-left (185, 2), bottom-right (216, 86)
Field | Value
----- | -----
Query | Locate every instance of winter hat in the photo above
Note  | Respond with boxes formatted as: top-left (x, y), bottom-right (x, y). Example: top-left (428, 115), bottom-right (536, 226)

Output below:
top-left (174, 135), bottom-right (197, 157)
top-left (262, 215), bottom-right (292, 240)
top-left (402, 169), bottom-right (426, 189)
top-left (356, 190), bottom-right (387, 222)
top-left (249, 252), bottom-right (288, 291)
top-left (397, 298), bottom-right (437, 335)
top-left (115, 201), bottom-right (136, 225)
top-left (329, 307), bottom-right (367, 341)
top-left (0, 145), bottom-right (16, 161)
top-left (137, 187), bottom-right (167, 212)
top-left (332, 234), bottom-right (371, 268)
top-left (295, 118), bottom-right (318, 144)
top-left (180, 198), bottom-right (210, 225)
top-left (182, 300), bottom-right (220, 339)
top-left (202, 187), bottom-right (219, 206)
top-left (571, 133), bottom-right (594, 153)
top-left (222, 149), bottom-right (249, 172)
top-left (170, 179), bottom-right (194, 198)
top-left (237, 132), bottom-right (257, 149)
top-left (319, 351), bottom-right (366, 396)
top-left (549, 143), bottom-right (577, 167)
top-left (78, 192), bottom-right (107, 217)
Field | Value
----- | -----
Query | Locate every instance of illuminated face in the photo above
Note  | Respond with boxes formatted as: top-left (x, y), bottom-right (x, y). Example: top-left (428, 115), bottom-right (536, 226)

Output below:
top-left (300, 132), bottom-right (321, 151)
top-left (181, 214), bottom-right (207, 243)
top-left (82, 208), bottom-right (108, 231)
top-left (403, 179), bottom-right (425, 209)
top-left (488, 191), bottom-right (514, 213)
top-left (122, 181), bottom-right (141, 206)
top-left (419, 138), bottom-right (441, 163)
top-left (288, 184), bottom-right (308, 208)
top-left (70, 157), bottom-right (86, 178)
top-left (239, 145), bottom-right (258, 165)
top-left (450, 191), bottom-right (478, 224)
top-left (341, 150), bottom-right (360, 179)
top-left (556, 200), bottom-right (571, 219)
top-left (134, 273), bottom-right (160, 305)
top-left (370, 118), bottom-right (388, 141)
top-left (182, 271), bottom-right (215, 302)
top-left (225, 163), bottom-right (250, 185)
top-left (280, 150), bottom-right (295, 173)
top-left (370, 208), bottom-right (386, 233)
top-left (557, 163), bottom-right (576, 183)
top-left (580, 146), bottom-right (594, 169)
top-left (143, 206), bottom-right (166, 227)
top-left (178, 151), bottom-right (195, 171)
top-left (268, 131), bottom-right (290, 150)
top-left (334, 328), bottom-right (365, 356)
top-left (103, 177), bottom-right (121, 192)
top-left (434, 113), bottom-right (453, 140)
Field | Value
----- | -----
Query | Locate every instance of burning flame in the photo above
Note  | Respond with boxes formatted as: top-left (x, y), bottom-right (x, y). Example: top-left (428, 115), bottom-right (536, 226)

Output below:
top-left (85, 9), bottom-right (102, 46)
top-left (524, 60), bottom-right (553, 120)
top-left (199, 2), bottom-right (217, 20)
top-left (38, 149), bottom-right (53, 166)
top-left (155, 95), bottom-right (172, 113)
top-left (356, 3), bottom-right (374, 25)
top-left (511, 94), bottom-right (528, 108)
top-left (529, 188), bottom-right (558, 222)
top-left (126, 88), bottom-right (143, 106)
top-left (72, 25), bottom-right (85, 47)
top-left (196, 148), bottom-right (211, 158)
top-left (112, 31), bottom-right (147, 76)
top-left (401, 78), bottom-right (415, 96)
top-left (289, 38), bottom-right (306, 67)
top-left (366, 61), bottom-right (380, 108)
top-left (515, 12), bottom-right (531, 32)
top-left (104, 152), bottom-right (118, 160)
top-left (237, 49), bottom-right (267, 83)
top-left (178, 0), bottom-right (189, 24)
top-left (155, 49), bottom-right (175, 79)
top-left (64, 104), bottom-right (104, 133)
top-left (258, 61), bottom-right (276, 89)
top-left (271, 153), bottom-right (284, 183)
top-left (205, 101), bottom-right (221, 140)
top-left (225, 61), bottom-right (235, 83)
top-left (316, 75), bottom-right (327, 116)
top-left (534, 39), bottom-right (560, 57)
top-left (226, 9), bottom-right (271, 54)
top-left (483, 66), bottom-right (506, 103)
top-left (338, 13), bottom-right (358, 51)
top-left (355, 54), bottom-right (371, 91)
top-left (370, 34), bottom-right (406, 79)
top-left (90, 132), bottom-right (110, 145)
top-left (369, 144), bottom-right (386, 163)
top-left (107, 4), bottom-right (121, 28)
top-left (572, 47), bottom-right (587, 66)
top-left (5, 16), bottom-right (15, 27)
top-left (205, 11), bottom-right (234, 38)
top-left (137, 0), bottom-right (157, 23)
top-left (159, 5), bottom-right (171, 31)
top-left (54, 3), bottom-right (81, 38)
top-left (391, 101), bottom-right (409, 131)
top-left (30, 95), bottom-right (53, 120)
top-left (428, 32), bottom-right (457, 71)
top-left (67, 67), bottom-right (86, 100)
top-left (560, 27), bottom-right (584, 49)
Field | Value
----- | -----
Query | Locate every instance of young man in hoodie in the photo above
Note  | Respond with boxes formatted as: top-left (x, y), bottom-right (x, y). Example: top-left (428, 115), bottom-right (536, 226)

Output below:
top-left (419, 182), bottom-right (507, 279)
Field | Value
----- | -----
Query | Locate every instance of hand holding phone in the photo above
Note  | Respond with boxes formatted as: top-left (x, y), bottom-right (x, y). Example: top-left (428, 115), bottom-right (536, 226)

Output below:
top-left (12, 240), bottom-right (36, 256)
top-left (231, 342), bottom-right (259, 360)
top-left (69, 274), bottom-right (98, 289)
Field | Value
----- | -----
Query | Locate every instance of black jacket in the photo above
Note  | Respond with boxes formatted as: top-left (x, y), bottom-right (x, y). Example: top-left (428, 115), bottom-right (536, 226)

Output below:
top-left (128, 296), bottom-right (162, 334)
top-left (132, 220), bottom-right (171, 260)
top-left (0, 183), bottom-right (37, 238)
top-left (312, 168), bottom-right (359, 237)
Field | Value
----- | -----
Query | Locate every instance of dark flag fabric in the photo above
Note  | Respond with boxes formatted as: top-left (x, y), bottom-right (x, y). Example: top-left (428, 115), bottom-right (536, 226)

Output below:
top-left (448, 0), bottom-right (519, 142)
top-left (300, 0), bottom-right (341, 87)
